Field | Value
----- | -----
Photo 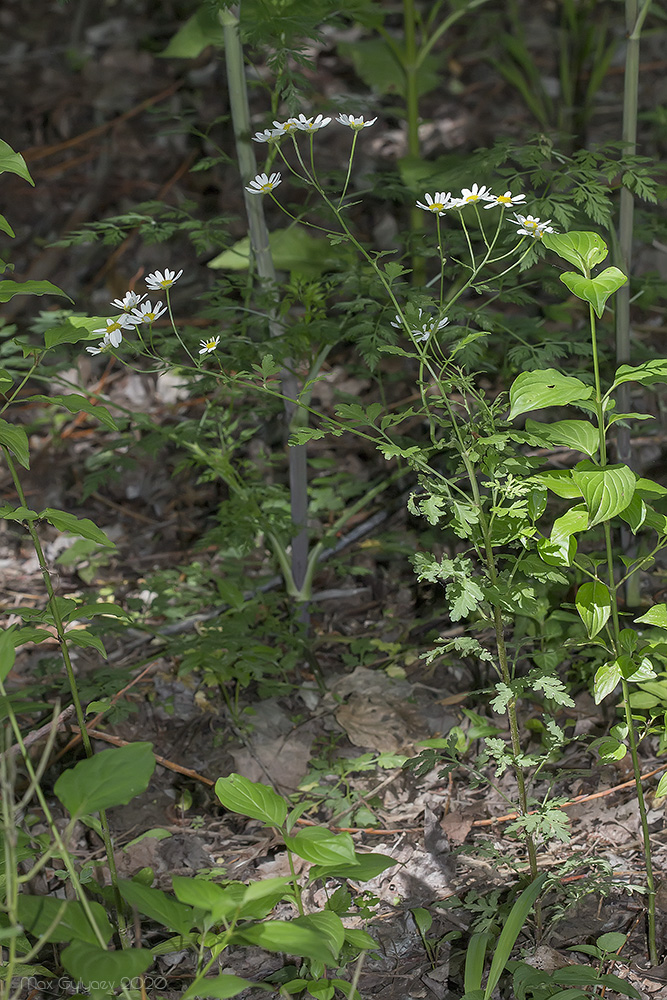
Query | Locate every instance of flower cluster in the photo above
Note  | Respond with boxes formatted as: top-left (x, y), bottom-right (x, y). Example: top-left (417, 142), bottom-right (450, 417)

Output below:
top-left (86, 269), bottom-right (203, 356)
top-left (392, 310), bottom-right (449, 343)
top-left (415, 183), bottom-right (554, 239)
top-left (251, 112), bottom-right (376, 144)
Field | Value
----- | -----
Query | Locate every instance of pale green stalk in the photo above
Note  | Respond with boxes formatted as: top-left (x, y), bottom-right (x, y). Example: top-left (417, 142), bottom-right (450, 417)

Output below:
top-left (588, 301), bottom-right (657, 965)
top-left (218, 4), bottom-right (309, 597)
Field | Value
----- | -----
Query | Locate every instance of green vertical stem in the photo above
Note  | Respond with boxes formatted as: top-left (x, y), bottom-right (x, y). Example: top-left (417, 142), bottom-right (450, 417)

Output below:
top-left (448, 429), bottom-right (541, 916)
top-left (219, 4), bottom-right (309, 600)
top-left (589, 304), bottom-right (657, 965)
top-left (3, 449), bottom-right (128, 943)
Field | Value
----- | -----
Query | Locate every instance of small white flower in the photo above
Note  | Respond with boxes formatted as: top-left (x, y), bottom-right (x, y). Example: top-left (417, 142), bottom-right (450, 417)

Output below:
top-left (145, 269), bottom-right (183, 291)
top-left (416, 191), bottom-right (456, 215)
top-left (199, 335), bottom-right (220, 355)
top-left (509, 213), bottom-right (556, 238)
top-left (130, 300), bottom-right (167, 324)
top-left (110, 290), bottom-right (146, 311)
top-left (252, 128), bottom-right (278, 143)
top-left (391, 309), bottom-right (449, 342)
top-left (246, 172), bottom-right (282, 195)
top-left (93, 314), bottom-right (137, 347)
top-left (293, 113), bottom-right (331, 132)
top-left (272, 118), bottom-right (299, 135)
top-left (458, 184), bottom-right (494, 206)
top-left (336, 113), bottom-right (377, 130)
top-left (86, 332), bottom-right (115, 355)
top-left (483, 190), bottom-right (526, 209)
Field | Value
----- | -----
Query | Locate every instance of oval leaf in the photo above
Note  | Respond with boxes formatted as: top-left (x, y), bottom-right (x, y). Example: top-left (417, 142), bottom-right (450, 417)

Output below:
top-left (182, 975), bottom-right (256, 1000)
top-left (61, 940), bottom-right (152, 986)
top-left (215, 774), bottom-right (287, 827)
top-left (285, 828), bottom-right (356, 866)
top-left (593, 660), bottom-right (622, 704)
top-left (560, 267), bottom-right (627, 319)
top-left (575, 581), bottom-right (611, 638)
top-left (524, 418), bottom-right (599, 458)
top-left (611, 359), bottom-right (667, 390)
top-left (0, 279), bottom-right (72, 303)
top-left (571, 463), bottom-right (635, 527)
top-left (542, 231), bottom-right (608, 271)
top-left (508, 369), bottom-right (593, 420)
top-left (54, 742), bottom-right (156, 817)
top-left (635, 604), bottom-right (667, 629)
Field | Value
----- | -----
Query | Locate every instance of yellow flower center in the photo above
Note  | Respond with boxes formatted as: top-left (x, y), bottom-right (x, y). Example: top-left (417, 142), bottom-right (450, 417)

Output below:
top-left (498, 195), bottom-right (512, 204)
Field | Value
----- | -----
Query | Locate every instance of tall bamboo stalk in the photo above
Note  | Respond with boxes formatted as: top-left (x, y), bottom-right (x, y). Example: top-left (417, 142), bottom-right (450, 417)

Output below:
top-left (219, 5), bottom-right (309, 600)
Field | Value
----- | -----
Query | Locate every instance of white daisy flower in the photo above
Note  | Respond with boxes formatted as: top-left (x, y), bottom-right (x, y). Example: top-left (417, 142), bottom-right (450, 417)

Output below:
top-left (86, 332), bottom-right (115, 355)
top-left (252, 129), bottom-right (278, 143)
top-left (110, 290), bottom-right (146, 311)
top-left (246, 172), bottom-right (282, 195)
top-left (391, 309), bottom-right (449, 342)
top-left (509, 214), bottom-right (556, 238)
top-left (145, 269), bottom-right (184, 291)
top-left (272, 119), bottom-right (299, 135)
top-left (416, 191), bottom-right (456, 215)
top-left (93, 315), bottom-right (137, 347)
top-left (130, 300), bottom-right (167, 324)
top-left (199, 335), bottom-right (220, 354)
top-left (293, 113), bottom-right (331, 132)
top-left (336, 113), bottom-right (377, 130)
top-left (483, 190), bottom-right (526, 209)
top-left (458, 184), bottom-right (494, 206)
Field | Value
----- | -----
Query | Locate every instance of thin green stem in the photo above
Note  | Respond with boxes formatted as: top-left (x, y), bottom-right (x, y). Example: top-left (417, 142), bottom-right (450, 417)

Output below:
top-left (3, 450), bottom-right (128, 943)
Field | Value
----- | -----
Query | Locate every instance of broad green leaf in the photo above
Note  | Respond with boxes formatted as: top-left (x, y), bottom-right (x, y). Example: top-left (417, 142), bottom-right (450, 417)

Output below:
top-left (309, 851), bottom-right (395, 883)
top-left (560, 267), bottom-right (627, 319)
top-left (40, 509), bottom-right (115, 547)
top-left (172, 877), bottom-right (243, 923)
top-left (508, 369), bottom-right (592, 420)
top-left (0, 419), bottom-right (30, 469)
top-left (532, 470), bottom-right (582, 499)
top-left (182, 975), bottom-right (256, 1000)
top-left (285, 827), bottom-right (356, 866)
top-left (537, 535), bottom-right (577, 567)
top-left (465, 932), bottom-right (489, 992)
top-left (65, 630), bottom-right (107, 657)
top-left (161, 6), bottom-right (224, 58)
top-left (0, 627), bottom-right (15, 683)
top-left (594, 736), bottom-right (627, 761)
top-left (17, 897), bottom-right (112, 945)
top-left (628, 692), bottom-right (659, 709)
top-left (44, 315), bottom-right (108, 348)
top-left (571, 463), bottom-right (635, 527)
top-left (215, 774), bottom-right (287, 827)
top-left (593, 660), bottom-right (622, 704)
top-left (0, 369), bottom-right (12, 393)
top-left (25, 394), bottom-right (118, 431)
top-left (0, 139), bottom-right (34, 184)
top-left (209, 227), bottom-right (345, 279)
top-left (524, 418), bottom-right (599, 458)
top-left (635, 604), bottom-right (667, 629)
top-left (542, 231), bottom-right (608, 271)
top-left (635, 477), bottom-right (667, 498)
top-left (61, 940), bottom-right (152, 986)
top-left (0, 279), bottom-right (71, 303)
top-left (626, 657), bottom-right (656, 682)
top-left (54, 742), bottom-right (156, 817)
top-left (575, 581), bottom-right (611, 638)
top-left (236, 912), bottom-right (344, 964)
top-left (118, 879), bottom-right (196, 935)
top-left (617, 495), bottom-right (646, 533)
top-left (611, 360), bottom-right (667, 390)
top-left (552, 504), bottom-right (588, 543)
top-left (656, 772), bottom-right (667, 798)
